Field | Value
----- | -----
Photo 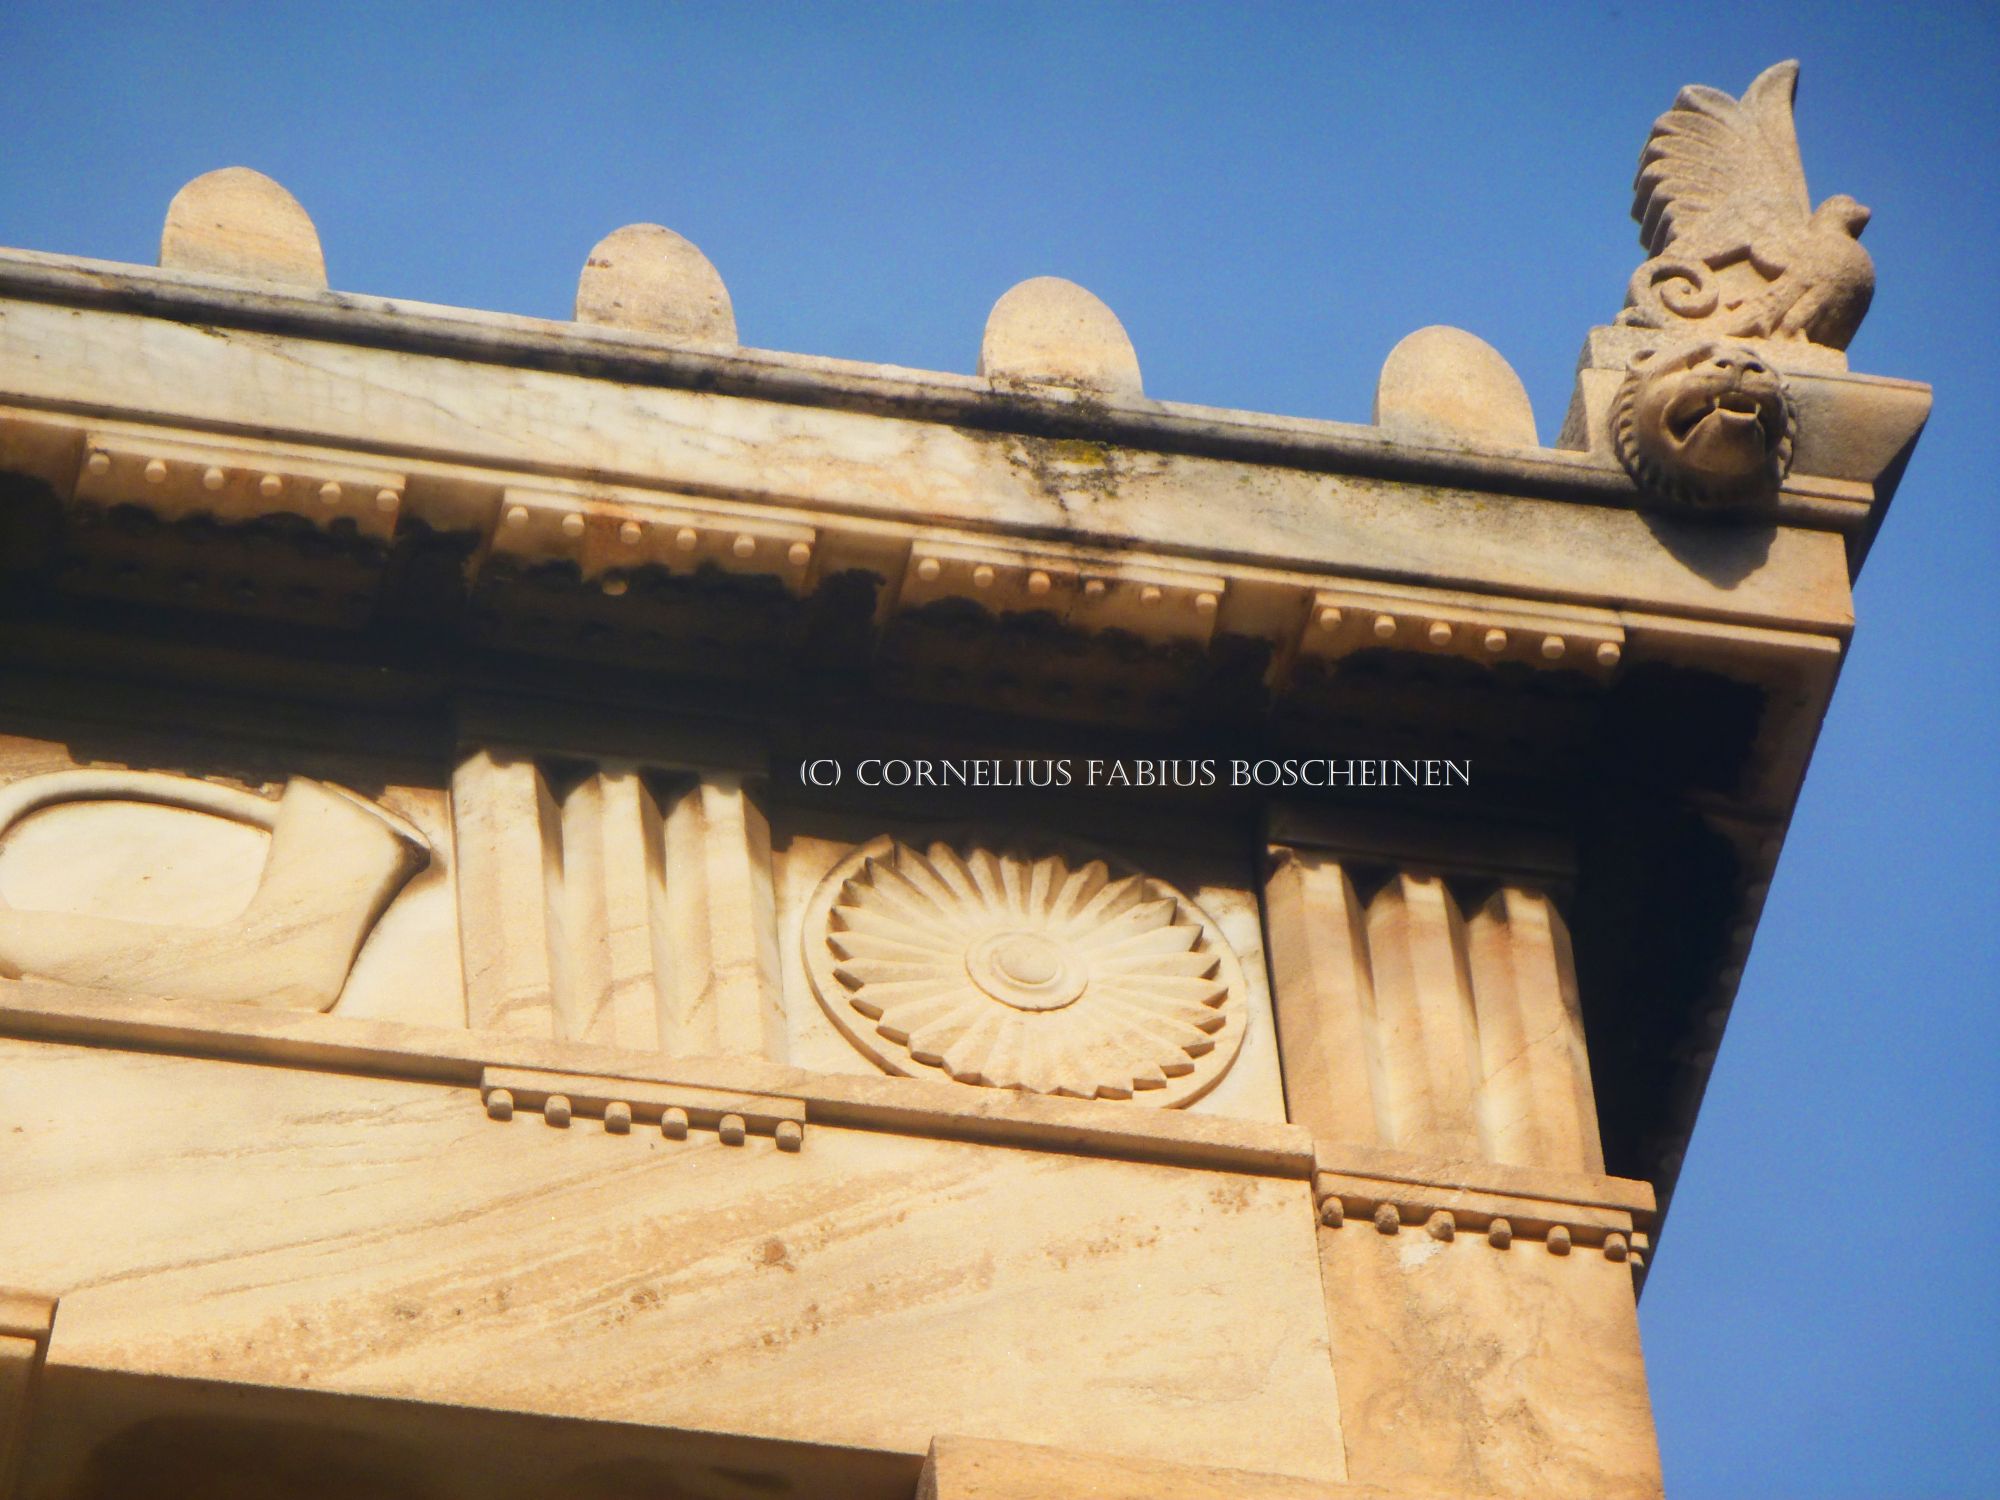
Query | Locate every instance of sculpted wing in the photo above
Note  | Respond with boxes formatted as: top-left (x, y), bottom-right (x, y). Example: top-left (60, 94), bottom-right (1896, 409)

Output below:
top-left (1632, 60), bottom-right (1812, 270)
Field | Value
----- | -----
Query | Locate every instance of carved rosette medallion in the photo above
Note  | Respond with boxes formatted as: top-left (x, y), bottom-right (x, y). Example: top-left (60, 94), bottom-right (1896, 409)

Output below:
top-left (803, 835), bottom-right (1246, 1106)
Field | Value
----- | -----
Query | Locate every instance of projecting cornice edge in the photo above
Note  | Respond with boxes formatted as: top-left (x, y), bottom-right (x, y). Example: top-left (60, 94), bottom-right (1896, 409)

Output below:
top-left (0, 247), bottom-right (1924, 548)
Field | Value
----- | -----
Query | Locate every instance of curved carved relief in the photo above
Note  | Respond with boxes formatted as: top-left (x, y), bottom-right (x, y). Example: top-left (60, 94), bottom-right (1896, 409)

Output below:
top-left (803, 835), bottom-right (1246, 1106)
top-left (1619, 61), bottom-right (1873, 350)
top-left (1612, 341), bottom-right (1798, 509)
top-left (0, 770), bottom-right (430, 1010)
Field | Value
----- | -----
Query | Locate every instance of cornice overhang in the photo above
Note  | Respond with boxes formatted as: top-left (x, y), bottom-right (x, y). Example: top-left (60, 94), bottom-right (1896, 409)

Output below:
top-left (0, 216), bottom-right (1928, 1247)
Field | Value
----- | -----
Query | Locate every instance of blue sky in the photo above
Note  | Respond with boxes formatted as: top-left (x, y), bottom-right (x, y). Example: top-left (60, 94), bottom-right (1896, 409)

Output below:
top-left (2, 3), bottom-right (1995, 1494)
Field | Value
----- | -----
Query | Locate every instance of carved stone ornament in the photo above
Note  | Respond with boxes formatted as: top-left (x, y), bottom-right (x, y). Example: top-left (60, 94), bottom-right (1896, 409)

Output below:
top-left (803, 835), bottom-right (1247, 1106)
top-left (1612, 341), bottom-right (1798, 509)
top-left (0, 769), bottom-right (429, 1010)
top-left (1619, 60), bottom-right (1874, 350)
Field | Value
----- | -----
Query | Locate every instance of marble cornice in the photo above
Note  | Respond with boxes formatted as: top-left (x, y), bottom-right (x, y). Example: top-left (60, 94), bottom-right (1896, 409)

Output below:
top-left (0, 248), bottom-right (1922, 546)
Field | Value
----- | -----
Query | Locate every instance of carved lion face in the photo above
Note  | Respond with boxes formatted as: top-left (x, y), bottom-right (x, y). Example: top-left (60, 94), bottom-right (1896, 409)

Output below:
top-left (1612, 342), bottom-right (1798, 509)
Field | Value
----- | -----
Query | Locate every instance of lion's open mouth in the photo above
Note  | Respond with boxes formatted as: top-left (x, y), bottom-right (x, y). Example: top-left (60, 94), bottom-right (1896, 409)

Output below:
top-left (1615, 345), bottom-right (1796, 505)
top-left (1668, 390), bottom-right (1765, 445)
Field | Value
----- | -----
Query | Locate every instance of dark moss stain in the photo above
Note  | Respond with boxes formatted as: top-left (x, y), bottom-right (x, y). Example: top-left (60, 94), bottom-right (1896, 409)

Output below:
top-left (956, 402), bottom-right (1130, 515)
top-left (1000, 433), bottom-right (1127, 513)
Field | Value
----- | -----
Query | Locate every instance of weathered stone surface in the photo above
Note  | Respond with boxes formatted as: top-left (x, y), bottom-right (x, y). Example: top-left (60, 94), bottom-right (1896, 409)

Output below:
top-left (0, 56), bottom-right (1927, 1499)
top-left (0, 296), bottom-right (1857, 631)
top-left (1374, 326), bottom-right (1537, 447)
top-left (1320, 1218), bottom-right (1663, 1498)
top-left (574, 222), bottom-right (737, 346)
top-left (4, 1038), bottom-right (1346, 1486)
top-left (1563, 321), bottom-right (1926, 487)
top-left (978, 276), bottom-right (1143, 396)
top-left (158, 167), bottom-right (326, 287)
top-left (1621, 61), bottom-right (1873, 351)
top-left (0, 976), bottom-right (1319, 1177)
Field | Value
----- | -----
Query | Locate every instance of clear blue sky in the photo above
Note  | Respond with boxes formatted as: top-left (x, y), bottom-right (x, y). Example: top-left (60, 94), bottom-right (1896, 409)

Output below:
top-left (2, 4), bottom-right (1995, 1495)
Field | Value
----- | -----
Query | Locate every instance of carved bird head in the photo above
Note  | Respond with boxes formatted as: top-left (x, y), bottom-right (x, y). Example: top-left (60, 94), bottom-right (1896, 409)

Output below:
top-left (1816, 193), bottom-right (1872, 238)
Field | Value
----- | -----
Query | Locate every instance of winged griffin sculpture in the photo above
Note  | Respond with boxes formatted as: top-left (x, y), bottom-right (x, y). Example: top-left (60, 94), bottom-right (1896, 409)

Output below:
top-left (1620, 59), bottom-right (1873, 351)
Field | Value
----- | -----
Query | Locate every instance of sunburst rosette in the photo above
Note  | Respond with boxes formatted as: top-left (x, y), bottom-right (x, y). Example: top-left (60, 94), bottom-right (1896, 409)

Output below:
top-left (802, 834), bottom-right (1246, 1107)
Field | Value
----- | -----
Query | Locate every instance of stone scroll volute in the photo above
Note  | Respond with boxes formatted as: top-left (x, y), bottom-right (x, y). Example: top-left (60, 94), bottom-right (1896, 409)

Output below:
top-left (0, 768), bottom-right (429, 1010)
